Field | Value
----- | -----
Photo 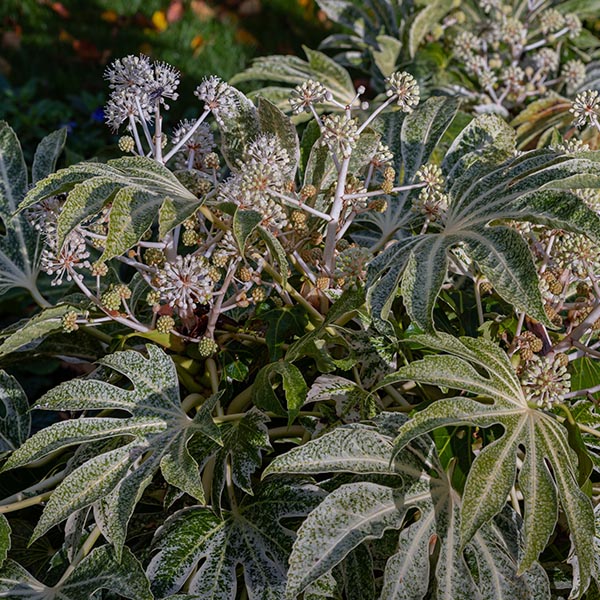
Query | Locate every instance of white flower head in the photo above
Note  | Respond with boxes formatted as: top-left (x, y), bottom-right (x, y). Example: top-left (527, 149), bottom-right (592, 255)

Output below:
top-left (156, 254), bottom-right (214, 318)
top-left (194, 76), bottom-right (238, 126)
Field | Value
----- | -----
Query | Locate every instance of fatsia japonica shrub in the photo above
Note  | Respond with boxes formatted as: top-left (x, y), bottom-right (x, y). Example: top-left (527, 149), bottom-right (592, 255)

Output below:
top-left (1, 45), bottom-right (600, 600)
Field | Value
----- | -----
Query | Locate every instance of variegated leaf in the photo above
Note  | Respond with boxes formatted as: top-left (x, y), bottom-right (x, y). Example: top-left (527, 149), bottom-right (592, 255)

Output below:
top-left (367, 112), bottom-right (600, 331)
top-left (0, 370), bottom-right (30, 455)
top-left (0, 122), bottom-right (42, 296)
top-left (0, 545), bottom-right (151, 599)
top-left (146, 479), bottom-right (324, 600)
top-left (384, 333), bottom-right (594, 591)
top-left (2, 346), bottom-right (221, 554)
top-left (278, 415), bottom-right (545, 599)
top-left (0, 515), bottom-right (9, 569)
top-left (32, 128), bottom-right (67, 184)
top-left (19, 155), bottom-right (199, 260)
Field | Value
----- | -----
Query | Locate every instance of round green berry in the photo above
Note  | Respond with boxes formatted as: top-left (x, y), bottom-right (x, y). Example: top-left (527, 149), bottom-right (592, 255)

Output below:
top-left (197, 337), bottom-right (219, 357)
top-left (156, 315), bottom-right (175, 334)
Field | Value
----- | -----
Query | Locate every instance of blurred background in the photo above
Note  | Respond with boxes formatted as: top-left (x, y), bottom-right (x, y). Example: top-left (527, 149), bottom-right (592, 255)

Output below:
top-left (0, 0), bottom-right (331, 161)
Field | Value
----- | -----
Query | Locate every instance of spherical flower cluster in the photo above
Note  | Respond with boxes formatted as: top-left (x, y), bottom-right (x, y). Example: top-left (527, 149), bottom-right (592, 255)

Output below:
top-left (538, 9), bottom-right (565, 35)
top-left (533, 48), bottom-right (559, 74)
top-left (41, 231), bottom-right (90, 286)
top-left (104, 54), bottom-right (153, 94)
top-left (171, 120), bottom-right (215, 169)
top-left (320, 114), bottom-right (359, 158)
top-left (335, 245), bottom-right (370, 290)
top-left (289, 79), bottom-right (328, 114)
top-left (562, 60), bottom-right (586, 93)
top-left (521, 355), bottom-right (570, 409)
top-left (500, 66), bottom-right (525, 94)
top-left (501, 18), bottom-right (527, 48)
top-left (385, 72), bottom-right (420, 113)
top-left (371, 142), bottom-right (394, 167)
top-left (515, 331), bottom-right (543, 361)
top-left (565, 13), bottom-right (582, 39)
top-left (244, 134), bottom-right (291, 179)
top-left (194, 76), bottom-right (237, 126)
top-left (570, 90), bottom-right (600, 129)
top-left (453, 32), bottom-right (482, 61)
top-left (155, 254), bottom-right (214, 319)
top-left (105, 89), bottom-right (152, 133)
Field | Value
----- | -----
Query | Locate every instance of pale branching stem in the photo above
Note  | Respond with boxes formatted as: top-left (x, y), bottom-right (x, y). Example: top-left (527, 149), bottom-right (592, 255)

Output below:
top-left (56, 525), bottom-right (103, 586)
top-left (364, 163), bottom-right (375, 189)
top-left (523, 28), bottom-right (568, 52)
top-left (335, 212), bottom-right (357, 241)
top-left (539, 233), bottom-right (555, 274)
top-left (29, 285), bottom-right (51, 309)
top-left (154, 101), bottom-right (163, 162)
top-left (515, 311), bottom-right (526, 337)
top-left (70, 270), bottom-right (150, 333)
top-left (116, 254), bottom-right (157, 273)
top-left (343, 182), bottom-right (425, 201)
top-left (419, 217), bottom-right (431, 235)
top-left (267, 189), bottom-right (332, 221)
top-left (164, 109), bottom-right (210, 162)
top-left (205, 258), bottom-right (240, 340)
top-left (556, 301), bottom-right (600, 352)
top-left (260, 261), bottom-right (324, 324)
top-left (475, 279), bottom-right (485, 327)
top-left (128, 114), bottom-right (145, 155)
top-left (187, 150), bottom-right (195, 170)
top-left (357, 96), bottom-right (395, 135)
top-left (135, 96), bottom-right (154, 153)
top-left (269, 425), bottom-right (306, 439)
top-left (0, 491), bottom-right (53, 513)
top-left (572, 339), bottom-right (600, 360)
top-left (291, 250), bottom-right (317, 284)
top-left (383, 384), bottom-right (410, 407)
top-left (564, 381), bottom-right (600, 399)
top-left (584, 259), bottom-right (600, 298)
top-left (0, 469), bottom-right (65, 506)
top-left (181, 393), bottom-right (206, 413)
top-left (138, 240), bottom-right (168, 249)
top-left (323, 156), bottom-right (351, 275)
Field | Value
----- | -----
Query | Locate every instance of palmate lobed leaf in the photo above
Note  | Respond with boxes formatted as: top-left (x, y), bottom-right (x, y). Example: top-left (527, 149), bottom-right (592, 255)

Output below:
top-left (146, 478), bottom-right (324, 600)
top-left (269, 413), bottom-right (547, 600)
top-left (0, 545), bottom-right (151, 599)
top-left (381, 333), bottom-right (595, 598)
top-left (17, 155), bottom-right (200, 261)
top-left (2, 345), bottom-right (221, 556)
top-left (367, 111), bottom-right (600, 332)
top-left (0, 123), bottom-right (62, 296)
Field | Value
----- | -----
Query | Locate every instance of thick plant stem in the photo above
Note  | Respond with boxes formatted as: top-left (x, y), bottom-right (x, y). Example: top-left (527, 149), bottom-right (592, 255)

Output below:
top-left (56, 525), bottom-right (102, 585)
top-left (0, 469), bottom-right (65, 506)
top-left (0, 491), bottom-right (53, 513)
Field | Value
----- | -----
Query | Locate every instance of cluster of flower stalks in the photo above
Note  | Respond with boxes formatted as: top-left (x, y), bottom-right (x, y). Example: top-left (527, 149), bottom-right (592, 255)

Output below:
top-left (32, 55), bottom-right (426, 353)
top-left (441, 0), bottom-right (583, 115)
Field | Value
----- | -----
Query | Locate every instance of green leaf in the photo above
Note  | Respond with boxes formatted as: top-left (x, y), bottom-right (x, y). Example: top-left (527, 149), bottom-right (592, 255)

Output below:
top-left (258, 97), bottom-right (300, 178)
top-left (253, 361), bottom-right (308, 422)
top-left (278, 415), bottom-right (548, 600)
top-left (368, 113), bottom-right (600, 331)
top-left (147, 479), bottom-right (323, 599)
top-left (0, 122), bottom-right (41, 296)
top-left (233, 209), bottom-right (262, 257)
top-left (0, 370), bottom-right (30, 455)
top-left (0, 545), bottom-right (152, 599)
top-left (2, 346), bottom-right (220, 555)
top-left (386, 333), bottom-right (595, 586)
top-left (0, 304), bottom-right (80, 358)
top-left (258, 305), bottom-right (308, 360)
top-left (258, 226), bottom-right (289, 288)
top-left (372, 35), bottom-right (403, 78)
top-left (218, 86), bottom-right (260, 169)
top-left (32, 128), bottom-right (67, 184)
top-left (408, 0), bottom-right (453, 58)
top-left (20, 156), bottom-right (199, 260)
top-left (0, 515), bottom-right (9, 569)
top-left (209, 408), bottom-right (272, 509)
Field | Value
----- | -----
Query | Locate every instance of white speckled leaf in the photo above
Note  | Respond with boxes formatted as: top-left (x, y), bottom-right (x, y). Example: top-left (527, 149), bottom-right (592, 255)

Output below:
top-left (147, 479), bottom-right (324, 600)
top-left (0, 122), bottom-right (42, 296)
top-left (3, 346), bottom-right (221, 551)
top-left (387, 333), bottom-right (595, 588)
top-left (0, 514), bottom-right (9, 569)
top-left (0, 370), bottom-right (30, 454)
top-left (19, 155), bottom-right (199, 260)
top-left (210, 408), bottom-right (272, 510)
top-left (31, 128), bottom-right (67, 184)
top-left (0, 545), bottom-right (151, 599)
top-left (281, 415), bottom-right (548, 600)
top-left (367, 112), bottom-right (600, 331)
top-left (0, 304), bottom-right (82, 358)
